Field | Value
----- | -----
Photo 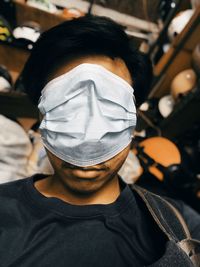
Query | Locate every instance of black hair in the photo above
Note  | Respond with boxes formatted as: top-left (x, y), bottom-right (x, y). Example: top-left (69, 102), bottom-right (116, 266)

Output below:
top-left (20, 15), bottom-right (152, 105)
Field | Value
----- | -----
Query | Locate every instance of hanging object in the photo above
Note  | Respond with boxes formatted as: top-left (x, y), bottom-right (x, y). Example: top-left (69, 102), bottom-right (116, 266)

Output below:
top-left (134, 137), bottom-right (181, 181)
top-left (138, 95), bottom-right (175, 126)
top-left (170, 69), bottom-right (197, 100)
top-left (13, 21), bottom-right (41, 43)
top-left (168, 9), bottom-right (194, 41)
top-left (13, 21), bottom-right (41, 50)
top-left (134, 136), bottom-right (200, 212)
top-left (158, 94), bottom-right (175, 118)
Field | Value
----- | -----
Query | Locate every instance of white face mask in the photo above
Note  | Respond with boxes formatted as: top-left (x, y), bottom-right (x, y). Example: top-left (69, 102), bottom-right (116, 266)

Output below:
top-left (38, 63), bottom-right (137, 167)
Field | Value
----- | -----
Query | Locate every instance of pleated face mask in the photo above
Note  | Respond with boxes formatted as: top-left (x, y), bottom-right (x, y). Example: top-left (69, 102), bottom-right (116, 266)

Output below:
top-left (38, 63), bottom-right (137, 167)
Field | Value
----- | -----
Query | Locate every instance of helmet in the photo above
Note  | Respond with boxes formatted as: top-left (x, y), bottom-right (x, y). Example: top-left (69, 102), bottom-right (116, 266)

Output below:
top-left (170, 69), bottom-right (197, 100)
top-left (168, 10), bottom-right (194, 41)
top-left (13, 21), bottom-right (41, 49)
top-left (158, 94), bottom-right (175, 118)
top-left (134, 137), bottom-right (181, 181)
top-left (134, 137), bottom-right (200, 212)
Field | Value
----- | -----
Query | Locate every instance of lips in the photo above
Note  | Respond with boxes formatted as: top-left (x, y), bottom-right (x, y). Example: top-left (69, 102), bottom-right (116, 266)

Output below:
top-left (69, 166), bottom-right (104, 171)
top-left (62, 162), bottom-right (108, 171)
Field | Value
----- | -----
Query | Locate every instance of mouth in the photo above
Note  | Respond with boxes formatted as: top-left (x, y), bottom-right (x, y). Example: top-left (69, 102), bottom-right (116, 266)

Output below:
top-left (62, 162), bottom-right (108, 171)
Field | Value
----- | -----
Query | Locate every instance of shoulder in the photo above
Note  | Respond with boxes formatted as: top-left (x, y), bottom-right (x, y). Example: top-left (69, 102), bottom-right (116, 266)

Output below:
top-left (131, 184), bottom-right (200, 241)
top-left (0, 178), bottom-right (27, 196)
top-left (166, 197), bottom-right (200, 240)
top-left (0, 178), bottom-right (30, 210)
top-left (0, 176), bottom-right (45, 225)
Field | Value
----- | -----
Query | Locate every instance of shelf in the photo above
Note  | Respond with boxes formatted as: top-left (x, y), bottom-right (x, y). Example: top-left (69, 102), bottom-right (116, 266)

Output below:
top-left (0, 1), bottom-right (75, 120)
top-left (150, 6), bottom-right (200, 98)
top-left (14, 0), bottom-right (68, 31)
top-left (160, 89), bottom-right (200, 139)
top-left (0, 42), bottom-right (30, 72)
top-left (172, 6), bottom-right (200, 51)
top-left (0, 0), bottom-right (74, 73)
top-left (136, 88), bottom-right (200, 139)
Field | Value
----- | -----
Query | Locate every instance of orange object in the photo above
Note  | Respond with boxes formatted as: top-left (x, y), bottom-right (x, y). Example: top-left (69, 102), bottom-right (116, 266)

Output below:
top-left (62, 8), bottom-right (84, 19)
top-left (170, 69), bottom-right (197, 100)
top-left (134, 137), bottom-right (181, 181)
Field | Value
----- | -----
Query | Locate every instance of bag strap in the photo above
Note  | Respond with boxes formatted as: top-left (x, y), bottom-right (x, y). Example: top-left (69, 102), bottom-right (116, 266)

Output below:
top-left (131, 185), bottom-right (200, 266)
top-left (131, 184), bottom-right (191, 241)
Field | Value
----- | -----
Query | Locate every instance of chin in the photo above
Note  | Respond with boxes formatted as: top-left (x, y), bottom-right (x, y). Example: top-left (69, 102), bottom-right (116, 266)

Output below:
top-left (59, 170), bottom-right (114, 195)
top-left (64, 179), bottom-right (106, 195)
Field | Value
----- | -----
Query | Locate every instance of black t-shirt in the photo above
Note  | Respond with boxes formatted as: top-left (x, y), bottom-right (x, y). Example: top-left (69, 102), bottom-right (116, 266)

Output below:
top-left (0, 174), bottom-right (199, 267)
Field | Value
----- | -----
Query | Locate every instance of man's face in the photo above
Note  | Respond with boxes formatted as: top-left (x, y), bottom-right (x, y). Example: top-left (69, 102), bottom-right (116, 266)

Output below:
top-left (42, 55), bottom-right (133, 194)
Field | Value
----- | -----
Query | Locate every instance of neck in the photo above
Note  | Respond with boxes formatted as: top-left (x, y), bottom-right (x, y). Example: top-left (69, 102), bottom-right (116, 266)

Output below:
top-left (34, 174), bottom-right (121, 205)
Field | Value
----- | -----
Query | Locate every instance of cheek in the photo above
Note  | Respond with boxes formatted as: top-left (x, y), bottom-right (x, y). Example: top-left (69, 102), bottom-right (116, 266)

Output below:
top-left (46, 150), bottom-right (62, 170)
top-left (106, 146), bottom-right (130, 171)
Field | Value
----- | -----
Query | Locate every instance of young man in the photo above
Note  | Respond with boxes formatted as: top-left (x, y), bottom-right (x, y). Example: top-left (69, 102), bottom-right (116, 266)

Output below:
top-left (0, 15), bottom-right (199, 267)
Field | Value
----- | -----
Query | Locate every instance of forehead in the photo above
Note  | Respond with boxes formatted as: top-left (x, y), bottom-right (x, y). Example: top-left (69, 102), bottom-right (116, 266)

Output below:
top-left (48, 55), bottom-right (133, 86)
